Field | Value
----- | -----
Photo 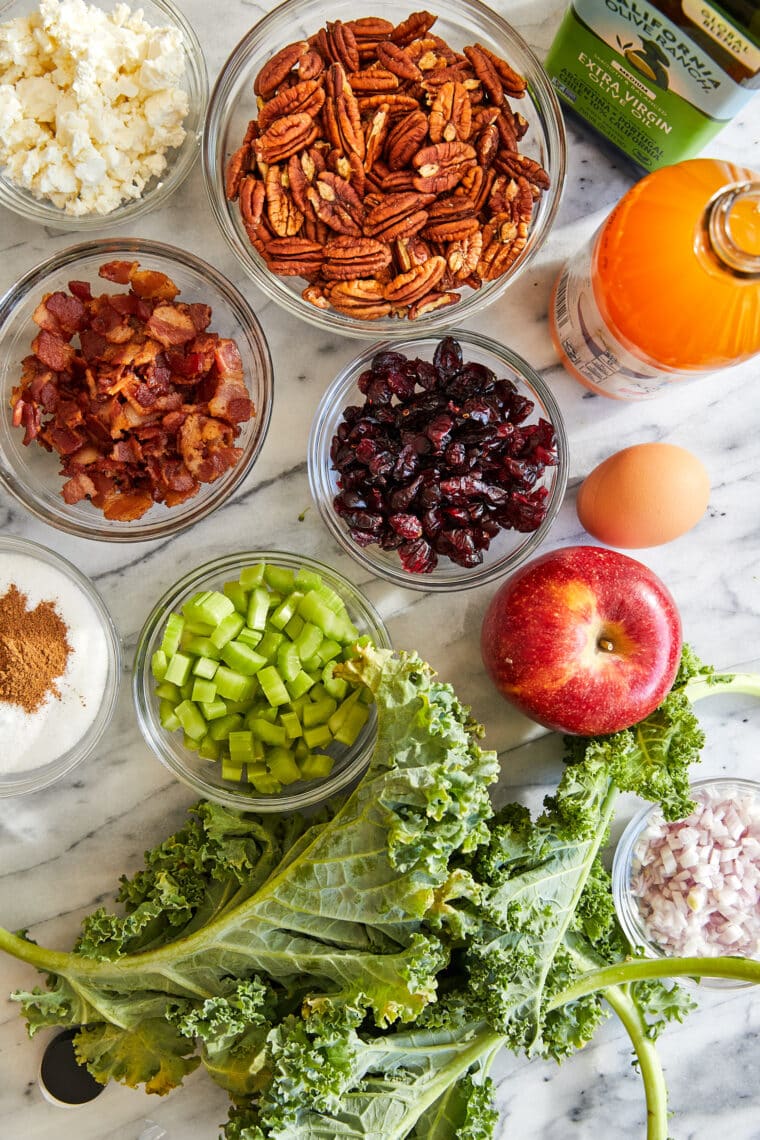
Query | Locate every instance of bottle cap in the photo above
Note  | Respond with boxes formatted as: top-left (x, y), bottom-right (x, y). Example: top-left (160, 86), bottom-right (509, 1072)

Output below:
top-left (38, 1028), bottom-right (105, 1108)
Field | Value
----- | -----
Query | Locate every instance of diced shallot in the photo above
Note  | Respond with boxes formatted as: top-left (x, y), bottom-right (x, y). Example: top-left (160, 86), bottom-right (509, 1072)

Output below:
top-left (629, 784), bottom-right (760, 959)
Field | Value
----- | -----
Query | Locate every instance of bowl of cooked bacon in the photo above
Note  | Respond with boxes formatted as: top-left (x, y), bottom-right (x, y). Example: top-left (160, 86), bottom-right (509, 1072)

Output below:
top-left (0, 239), bottom-right (273, 541)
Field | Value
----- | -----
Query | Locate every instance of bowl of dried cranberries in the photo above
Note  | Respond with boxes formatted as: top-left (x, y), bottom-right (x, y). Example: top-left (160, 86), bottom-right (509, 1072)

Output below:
top-left (307, 330), bottom-right (568, 591)
top-left (0, 238), bottom-right (273, 541)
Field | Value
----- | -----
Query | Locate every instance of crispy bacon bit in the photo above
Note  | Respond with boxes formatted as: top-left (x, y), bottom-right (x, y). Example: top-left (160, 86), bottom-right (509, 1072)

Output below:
top-left (12, 260), bottom-right (255, 521)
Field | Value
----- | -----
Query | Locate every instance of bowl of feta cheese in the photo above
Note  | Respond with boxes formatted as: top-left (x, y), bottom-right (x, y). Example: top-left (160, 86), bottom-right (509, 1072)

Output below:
top-left (0, 0), bottom-right (208, 227)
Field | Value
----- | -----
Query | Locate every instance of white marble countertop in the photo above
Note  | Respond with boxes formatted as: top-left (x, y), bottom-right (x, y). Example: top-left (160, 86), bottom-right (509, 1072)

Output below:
top-left (1, 1), bottom-right (759, 1138)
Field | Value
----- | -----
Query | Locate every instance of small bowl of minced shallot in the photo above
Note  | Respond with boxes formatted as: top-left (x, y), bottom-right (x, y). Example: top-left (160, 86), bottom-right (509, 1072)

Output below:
top-left (612, 778), bottom-right (760, 987)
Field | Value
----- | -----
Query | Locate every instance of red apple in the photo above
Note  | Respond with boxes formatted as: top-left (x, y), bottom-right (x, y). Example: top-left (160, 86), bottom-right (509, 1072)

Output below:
top-left (480, 545), bottom-right (682, 735)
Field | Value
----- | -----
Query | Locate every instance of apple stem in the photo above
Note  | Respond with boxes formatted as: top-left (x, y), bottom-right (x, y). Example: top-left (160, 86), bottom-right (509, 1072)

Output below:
top-left (598, 637), bottom-right (615, 653)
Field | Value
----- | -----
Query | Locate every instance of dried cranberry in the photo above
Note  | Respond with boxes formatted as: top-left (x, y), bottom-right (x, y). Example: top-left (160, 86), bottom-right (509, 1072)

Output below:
top-left (399, 538), bottom-right (438, 573)
top-left (433, 336), bottom-right (463, 378)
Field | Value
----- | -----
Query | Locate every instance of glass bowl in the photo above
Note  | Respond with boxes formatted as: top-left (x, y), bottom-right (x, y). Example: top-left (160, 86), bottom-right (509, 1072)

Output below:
top-left (0, 0), bottom-right (208, 229)
top-left (307, 329), bottom-right (568, 592)
top-left (132, 550), bottom-right (392, 812)
top-left (612, 777), bottom-right (760, 988)
top-left (0, 237), bottom-right (273, 541)
top-left (202, 0), bottom-right (566, 340)
top-left (0, 535), bottom-right (121, 797)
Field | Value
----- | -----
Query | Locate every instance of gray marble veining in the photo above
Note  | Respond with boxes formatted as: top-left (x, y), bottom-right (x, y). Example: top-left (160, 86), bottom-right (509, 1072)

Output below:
top-left (1, 2), bottom-right (759, 1138)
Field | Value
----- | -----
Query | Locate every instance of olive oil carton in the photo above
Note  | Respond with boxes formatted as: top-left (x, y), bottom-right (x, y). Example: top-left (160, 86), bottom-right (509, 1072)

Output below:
top-left (545, 0), bottom-right (760, 172)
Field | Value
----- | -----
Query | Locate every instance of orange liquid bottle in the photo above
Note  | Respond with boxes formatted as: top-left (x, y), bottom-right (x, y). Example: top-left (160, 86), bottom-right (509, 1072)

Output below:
top-left (550, 157), bottom-right (760, 400)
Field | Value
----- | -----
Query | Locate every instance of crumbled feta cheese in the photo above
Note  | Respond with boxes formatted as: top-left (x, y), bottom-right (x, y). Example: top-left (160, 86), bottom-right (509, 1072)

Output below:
top-left (0, 0), bottom-right (189, 216)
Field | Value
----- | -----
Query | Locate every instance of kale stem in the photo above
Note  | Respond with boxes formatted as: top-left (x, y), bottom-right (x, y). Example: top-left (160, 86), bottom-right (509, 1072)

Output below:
top-left (602, 986), bottom-right (669, 1140)
top-left (550, 955), bottom-right (760, 1007)
top-left (683, 672), bottom-right (760, 705)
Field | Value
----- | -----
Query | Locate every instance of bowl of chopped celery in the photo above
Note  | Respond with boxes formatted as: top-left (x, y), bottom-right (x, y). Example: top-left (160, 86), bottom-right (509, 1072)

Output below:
top-left (132, 550), bottom-right (391, 811)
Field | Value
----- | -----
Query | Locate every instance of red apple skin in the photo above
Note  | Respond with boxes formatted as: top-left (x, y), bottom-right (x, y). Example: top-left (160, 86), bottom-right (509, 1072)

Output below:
top-left (480, 545), bottom-right (683, 736)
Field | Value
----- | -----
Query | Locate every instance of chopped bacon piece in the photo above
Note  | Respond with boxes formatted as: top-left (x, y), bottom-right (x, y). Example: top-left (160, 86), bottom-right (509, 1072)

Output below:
top-left (61, 472), bottom-right (97, 504)
top-left (99, 260), bottom-right (138, 284)
top-left (32, 329), bottom-right (75, 372)
top-left (12, 259), bottom-right (255, 523)
top-left (129, 269), bottom-right (180, 301)
top-left (145, 303), bottom-right (197, 347)
top-left (45, 291), bottom-right (86, 335)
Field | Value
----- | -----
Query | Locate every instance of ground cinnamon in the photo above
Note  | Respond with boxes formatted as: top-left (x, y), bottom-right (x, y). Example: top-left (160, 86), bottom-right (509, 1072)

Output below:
top-left (0, 584), bottom-right (72, 713)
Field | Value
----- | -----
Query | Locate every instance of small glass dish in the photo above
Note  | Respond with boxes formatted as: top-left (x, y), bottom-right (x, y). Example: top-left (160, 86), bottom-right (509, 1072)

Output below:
top-left (132, 550), bottom-right (392, 812)
top-left (0, 535), bottom-right (121, 797)
top-left (0, 238), bottom-right (273, 541)
top-left (612, 777), bottom-right (760, 988)
top-left (202, 0), bottom-right (566, 340)
top-left (307, 329), bottom-right (568, 592)
top-left (0, 0), bottom-right (208, 229)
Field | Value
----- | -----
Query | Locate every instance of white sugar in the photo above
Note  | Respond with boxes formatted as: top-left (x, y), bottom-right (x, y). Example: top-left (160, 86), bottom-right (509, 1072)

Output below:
top-left (0, 552), bottom-right (110, 774)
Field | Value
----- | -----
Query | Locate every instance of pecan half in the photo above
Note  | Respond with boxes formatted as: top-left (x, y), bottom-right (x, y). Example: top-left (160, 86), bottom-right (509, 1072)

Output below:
top-left (385, 109), bottom-right (429, 171)
top-left (413, 141), bottom-right (477, 194)
top-left (376, 40), bottom-right (423, 81)
top-left (307, 171), bottom-right (365, 236)
top-left (265, 165), bottom-right (304, 237)
top-left (389, 10), bottom-right (436, 46)
top-left (365, 191), bottom-right (434, 240)
top-left (428, 82), bottom-right (472, 143)
top-left (384, 256), bottom-right (446, 304)
top-left (263, 237), bottom-right (325, 277)
top-left (254, 40), bottom-right (309, 97)
top-left (257, 113), bottom-right (320, 164)
top-left (257, 79), bottom-right (325, 133)
top-left (322, 235), bottom-right (392, 280)
top-left (327, 278), bottom-right (392, 319)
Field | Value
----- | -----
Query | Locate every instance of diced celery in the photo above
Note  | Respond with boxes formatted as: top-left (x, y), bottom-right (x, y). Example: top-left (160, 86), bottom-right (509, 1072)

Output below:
top-left (303, 723), bottom-right (333, 750)
top-left (183, 636), bottom-right (222, 661)
top-left (164, 652), bottom-right (193, 686)
top-left (191, 678), bottom-right (217, 704)
top-left (312, 580), bottom-right (346, 615)
top-left (297, 592), bottom-right (340, 637)
top-left (209, 713), bottom-right (244, 742)
top-left (258, 665), bottom-right (290, 707)
top-left (229, 730), bottom-right (255, 763)
top-left (214, 666), bottom-right (257, 702)
top-left (155, 681), bottom-right (181, 702)
top-left (295, 621), bottom-right (323, 662)
top-left (257, 629), bottom-right (284, 661)
top-left (283, 613), bottom-right (305, 641)
top-left (239, 564), bottom-right (266, 589)
top-left (223, 580), bottom-right (249, 614)
top-left (199, 734), bottom-right (222, 762)
top-left (192, 655), bottom-right (219, 680)
top-left (160, 612), bottom-right (185, 657)
top-left (302, 655), bottom-right (323, 674)
top-left (179, 680), bottom-right (194, 700)
top-left (159, 699), bottom-right (181, 732)
top-left (294, 739), bottom-right (310, 761)
top-left (267, 747), bottom-right (301, 785)
top-left (184, 590), bottom-right (235, 628)
top-left (264, 564), bottom-right (295, 594)
top-left (221, 756), bottom-right (244, 781)
top-left (210, 611), bottom-right (245, 649)
top-left (246, 587), bottom-right (271, 631)
top-left (221, 640), bottom-right (267, 676)
top-left (302, 696), bottom-right (337, 728)
top-left (236, 627), bottom-right (263, 648)
top-left (181, 617), bottom-right (216, 637)
top-left (247, 703), bottom-right (277, 724)
top-left (183, 733), bottom-right (201, 752)
top-left (270, 591), bottom-right (304, 630)
top-left (328, 689), bottom-right (362, 735)
top-left (249, 718), bottom-right (287, 746)
top-left (279, 710), bottom-right (302, 739)
top-left (322, 662), bottom-right (348, 701)
top-left (247, 769), bottom-right (282, 795)
top-left (299, 752), bottom-right (334, 780)
top-left (151, 649), bottom-right (168, 681)
top-left (318, 638), bottom-right (342, 664)
top-left (276, 641), bottom-right (301, 683)
top-left (310, 682), bottom-right (329, 702)
top-left (295, 567), bottom-right (323, 591)
top-left (285, 670), bottom-right (316, 700)
top-left (200, 698), bottom-right (228, 721)
top-left (175, 699), bottom-right (207, 741)
top-left (333, 702), bottom-right (369, 746)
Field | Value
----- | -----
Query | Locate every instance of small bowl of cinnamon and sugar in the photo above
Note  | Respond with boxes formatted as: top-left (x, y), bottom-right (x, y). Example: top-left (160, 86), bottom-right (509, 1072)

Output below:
top-left (0, 535), bottom-right (121, 797)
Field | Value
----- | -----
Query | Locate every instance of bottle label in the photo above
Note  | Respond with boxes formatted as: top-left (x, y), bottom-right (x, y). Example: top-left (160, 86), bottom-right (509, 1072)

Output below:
top-left (682, 0), bottom-right (760, 70)
top-left (545, 0), bottom-right (759, 172)
top-left (551, 241), bottom-right (674, 399)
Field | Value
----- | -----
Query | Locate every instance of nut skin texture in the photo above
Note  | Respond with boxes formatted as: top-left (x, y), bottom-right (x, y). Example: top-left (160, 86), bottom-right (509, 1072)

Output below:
top-left (480, 545), bottom-right (683, 736)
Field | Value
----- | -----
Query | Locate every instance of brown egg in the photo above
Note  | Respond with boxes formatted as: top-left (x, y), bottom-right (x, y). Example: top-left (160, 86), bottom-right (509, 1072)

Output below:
top-left (577, 443), bottom-right (710, 549)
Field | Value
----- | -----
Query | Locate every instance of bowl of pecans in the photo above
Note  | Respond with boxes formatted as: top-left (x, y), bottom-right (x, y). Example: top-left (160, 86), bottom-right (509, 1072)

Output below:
top-left (203, 0), bottom-right (566, 338)
top-left (307, 330), bottom-right (568, 590)
top-left (0, 238), bottom-right (273, 540)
